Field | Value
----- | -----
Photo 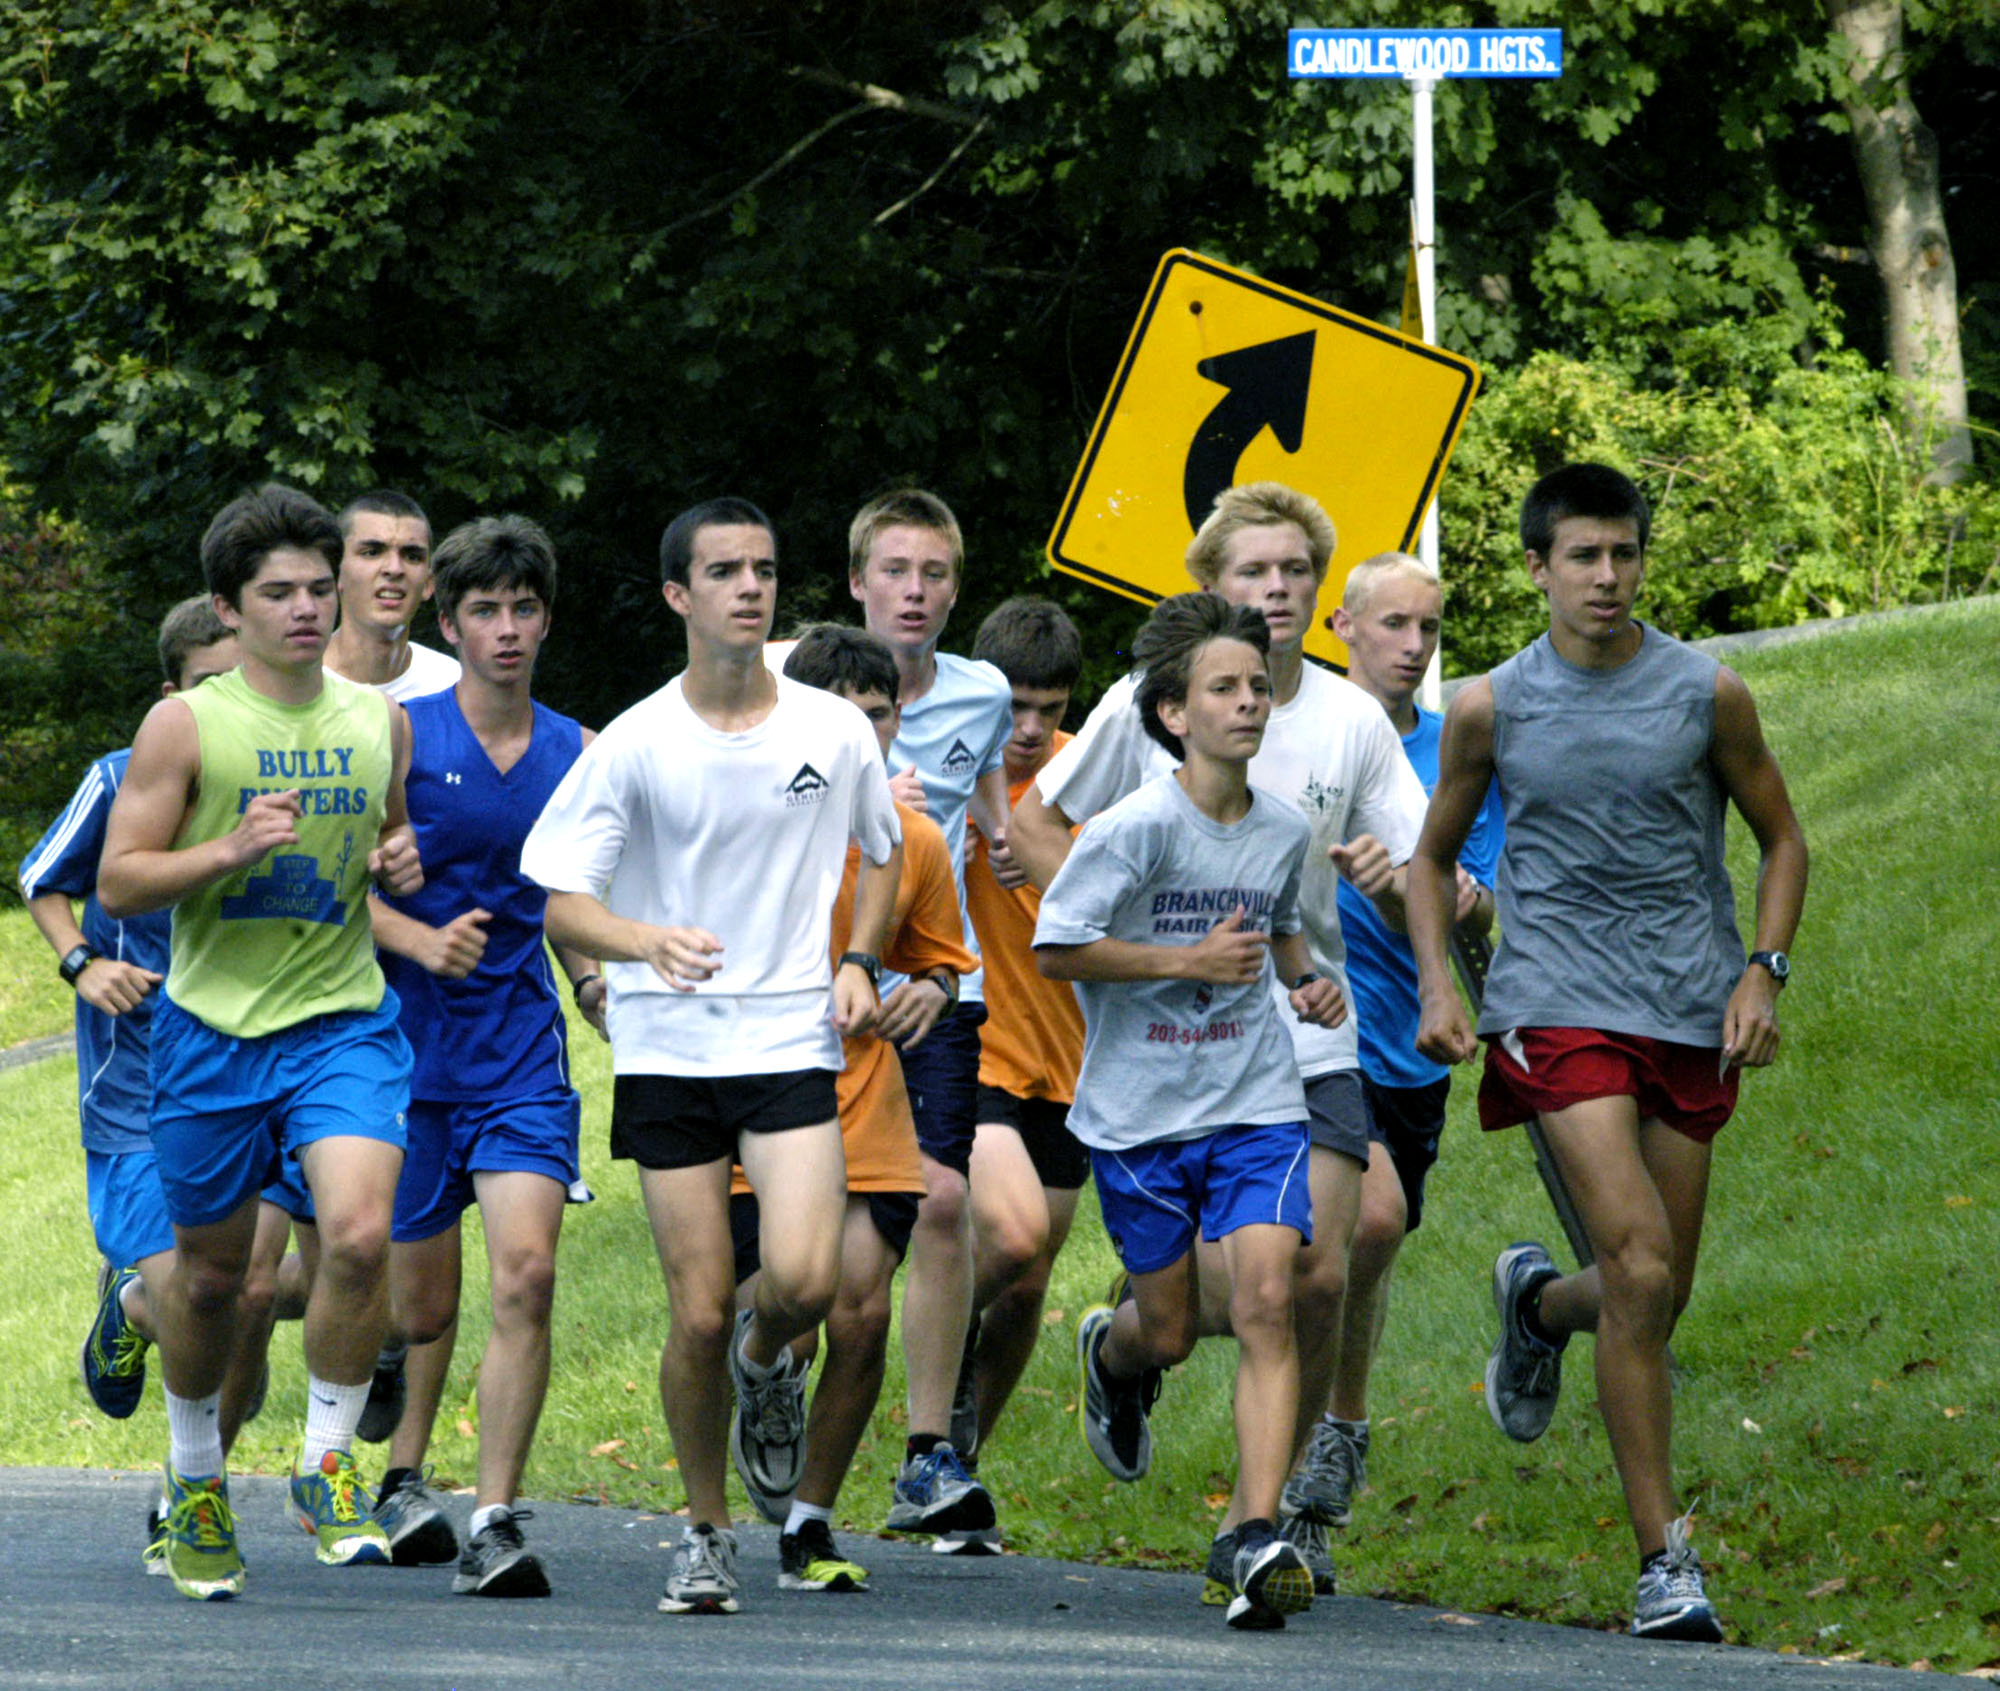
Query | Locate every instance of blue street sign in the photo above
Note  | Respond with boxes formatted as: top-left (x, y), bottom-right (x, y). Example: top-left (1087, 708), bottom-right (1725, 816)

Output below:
top-left (1288, 28), bottom-right (1562, 79)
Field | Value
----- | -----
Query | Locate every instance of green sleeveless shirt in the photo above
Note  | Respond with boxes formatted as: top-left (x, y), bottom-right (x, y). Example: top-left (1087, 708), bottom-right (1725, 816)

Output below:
top-left (169, 668), bottom-right (392, 1037)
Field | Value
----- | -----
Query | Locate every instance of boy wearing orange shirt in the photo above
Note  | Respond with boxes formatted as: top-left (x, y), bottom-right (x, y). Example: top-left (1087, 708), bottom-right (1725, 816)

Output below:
top-left (726, 625), bottom-right (978, 1590)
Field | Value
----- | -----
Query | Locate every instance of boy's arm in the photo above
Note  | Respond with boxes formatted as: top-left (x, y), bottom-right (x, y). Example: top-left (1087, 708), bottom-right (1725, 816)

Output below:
top-left (1411, 682), bottom-right (1498, 1064)
top-left (98, 698), bottom-right (299, 918)
top-left (876, 825), bottom-right (977, 1048)
top-left (1710, 666), bottom-right (1809, 1070)
top-left (968, 766), bottom-right (1026, 889)
top-left (543, 891), bottom-right (721, 992)
top-left (367, 699), bottom-right (423, 896)
top-left (833, 839), bottom-right (904, 1037)
top-left (1008, 783), bottom-right (1075, 891)
top-left (368, 893), bottom-right (490, 980)
top-left (25, 892), bottom-right (160, 1014)
top-left (1037, 906), bottom-right (1270, 984)
top-left (1272, 929), bottom-right (1346, 1029)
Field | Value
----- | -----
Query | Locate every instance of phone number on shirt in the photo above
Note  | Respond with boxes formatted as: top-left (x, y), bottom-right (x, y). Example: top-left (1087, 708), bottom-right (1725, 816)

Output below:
top-left (1147, 1019), bottom-right (1245, 1046)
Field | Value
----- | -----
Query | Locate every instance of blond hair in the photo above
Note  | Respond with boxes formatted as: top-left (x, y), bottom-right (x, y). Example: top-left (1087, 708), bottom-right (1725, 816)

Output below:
top-left (847, 488), bottom-right (964, 579)
top-left (1184, 482), bottom-right (1336, 588)
top-left (1341, 551), bottom-right (1441, 614)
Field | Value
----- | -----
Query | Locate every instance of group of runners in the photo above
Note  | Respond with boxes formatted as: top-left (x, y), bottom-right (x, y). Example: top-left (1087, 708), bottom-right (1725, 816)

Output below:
top-left (21, 461), bottom-right (1805, 1643)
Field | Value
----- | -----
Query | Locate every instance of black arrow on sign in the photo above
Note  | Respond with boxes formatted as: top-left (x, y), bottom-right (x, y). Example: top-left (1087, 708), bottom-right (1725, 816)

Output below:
top-left (1182, 330), bottom-right (1316, 531)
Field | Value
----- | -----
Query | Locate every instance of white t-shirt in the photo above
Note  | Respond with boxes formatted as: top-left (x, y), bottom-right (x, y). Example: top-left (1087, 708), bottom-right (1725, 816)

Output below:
top-left (329, 640), bottom-right (461, 703)
top-left (1035, 663), bottom-right (1427, 1076)
top-left (521, 674), bottom-right (901, 1077)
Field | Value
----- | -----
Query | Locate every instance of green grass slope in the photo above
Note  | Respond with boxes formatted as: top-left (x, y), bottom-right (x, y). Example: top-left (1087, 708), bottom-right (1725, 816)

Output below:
top-left (1, 599), bottom-right (1994, 1666)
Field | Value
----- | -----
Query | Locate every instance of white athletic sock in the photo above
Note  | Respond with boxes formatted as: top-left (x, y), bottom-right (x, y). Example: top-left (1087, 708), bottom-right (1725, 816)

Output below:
top-left (469, 1503), bottom-right (513, 1538)
top-left (165, 1389), bottom-right (224, 1479)
top-left (299, 1375), bottom-right (370, 1471)
top-left (784, 1500), bottom-right (833, 1537)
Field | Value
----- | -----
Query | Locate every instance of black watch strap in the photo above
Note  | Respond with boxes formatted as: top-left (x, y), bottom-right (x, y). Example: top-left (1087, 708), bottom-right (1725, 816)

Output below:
top-left (59, 944), bottom-right (97, 986)
top-left (838, 951), bottom-right (882, 987)
top-left (1748, 949), bottom-right (1790, 986)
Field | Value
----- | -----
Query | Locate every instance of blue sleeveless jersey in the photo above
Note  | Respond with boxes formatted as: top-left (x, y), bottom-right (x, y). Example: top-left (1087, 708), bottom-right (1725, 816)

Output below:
top-left (382, 692), bottom-right (586, 1101)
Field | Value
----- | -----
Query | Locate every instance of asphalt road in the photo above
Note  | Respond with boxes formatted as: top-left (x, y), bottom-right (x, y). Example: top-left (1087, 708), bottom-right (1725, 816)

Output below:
top-left (0, 1468), bottom-right (1923, 1691)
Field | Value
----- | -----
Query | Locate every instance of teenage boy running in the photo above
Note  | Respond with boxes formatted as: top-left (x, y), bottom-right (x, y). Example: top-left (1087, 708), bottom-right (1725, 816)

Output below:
top-left (954, 596), bottom-right (1089, 1534)
top-left (363, 516), bottom-right (600, 1595)
top-left (324, 490), bottom-right (461, 703)
top-left (723, 623), bottom-right (976, 1592)
top-left (1286, 552), bottom-right (1505, 1539)
top-left (1409, 463), bottom-right (1807, 1644)
top-left (97, 483), bottom-right (424, 1600)
top-left (21, 602), bottom-right (278, 1511)
top-left (524, 499), bottom-right (901, 1617)
top-left (843, 488), bottom-right (1014, 1541)
top-left (1011, 483), bottom-right (1428, 1590)
top-left (1036, 593), bottom-right (1344, 1632)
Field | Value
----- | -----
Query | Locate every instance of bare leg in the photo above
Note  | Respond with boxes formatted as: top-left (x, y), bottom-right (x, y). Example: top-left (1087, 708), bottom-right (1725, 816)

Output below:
top-left (793, 1200), bottom-right (899, 1511)
top-left (1219, 1224), bottom-right (1304, 1525)
top-left (470, 1172), bottom-right (566, 1508)
top-left (1329, 1143), bottom-right (1408, 1422)
top-left (974, 1188), bottom-right (1079, 1448)
top-left (901, 1152), bottom-right (972, 1438)
top-left (385, 1223), bottom-right (462, 1475)
top-left (296, 1136), bottom-right (402, 1386)
top-left (157, 1199), bottom-right (260, 1401)
top-left (218, 1202), bottom-right (294, 1449)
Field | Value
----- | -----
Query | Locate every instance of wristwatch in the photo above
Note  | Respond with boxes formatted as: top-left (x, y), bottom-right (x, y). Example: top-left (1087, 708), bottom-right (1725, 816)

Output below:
top-left (58, 944), bottom-right (97, 986)
top-left (925, 967), bottom-right (961, 1010)
top-left (1747, 950), bottom-right (1790, 987)
top-left (837, 951), bottom-right (882, 988)
top-left (1289, 971), bottom-right (1323, 991)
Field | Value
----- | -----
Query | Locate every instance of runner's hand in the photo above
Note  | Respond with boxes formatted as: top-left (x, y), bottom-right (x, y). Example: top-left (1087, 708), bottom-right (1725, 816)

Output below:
top-left (1329, 833), bottom-right (1394, 899)
top-left (74, 959), bottom-right (163, 1016)
top-left (369, 826), bottom-right (423, 896)
top-left (640, 925), bottom-right (723, 992)
top-left (576, 974), bottom-right (610, 1042)
top-left (422, 909), bottom-right (491, 980)
top-left (890, 765), bottom-right (928, 815)
top-left (1186, 907), bottom-right (1269, 984)
top-left (874, 976), bottom-right (951, 1047)
top-left (1720, 970), bottom-right (1781, 1070)
top-left (1289, 974), bottom-right (1346, 1030)
top-left (831, 961), bottom-right (880, 1036)
top-left (227, 790), bottom-right (301, 868)
top-left (1416, 989), bottom-right (1479, 1065)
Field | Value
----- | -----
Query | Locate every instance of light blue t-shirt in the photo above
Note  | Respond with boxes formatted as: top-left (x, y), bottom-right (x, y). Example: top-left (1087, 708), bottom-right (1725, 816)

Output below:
top-left (890, 652), bottom-right (1011, 1003)
top-left (18, 750), bottom-right (167, 1155)
top-left (1337, 708), bottom-right (1505, 1089)
top-left (1035, 774), bottom-right (1310, 1152)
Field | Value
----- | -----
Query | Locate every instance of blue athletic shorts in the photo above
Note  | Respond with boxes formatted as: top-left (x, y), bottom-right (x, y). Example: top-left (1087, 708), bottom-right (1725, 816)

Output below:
top-left (898, 1002), bottom-right (987, 1178)
top-left (1091, 1121), bottom-right (1314, 1277)
top-left (393, 1090), bottom-right (582, 1243)
top-left (85, 1147), bottom-right (177, 1267)
top-left (148, 992), bottom-right (411, 1229)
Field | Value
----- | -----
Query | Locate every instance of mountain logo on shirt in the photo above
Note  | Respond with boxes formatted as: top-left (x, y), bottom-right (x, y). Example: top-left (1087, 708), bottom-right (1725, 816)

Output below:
top-left (785, 763), bottom-right (830, 807)
top-left (1299, 773), bottom-right (1345, 816)
top-left (941, 738), bottom-right (976, 775)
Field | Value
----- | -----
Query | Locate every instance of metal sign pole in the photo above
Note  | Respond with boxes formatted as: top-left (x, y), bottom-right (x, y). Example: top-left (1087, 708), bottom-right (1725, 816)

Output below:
top-left (1410, 73), bottom-right (1444, 715)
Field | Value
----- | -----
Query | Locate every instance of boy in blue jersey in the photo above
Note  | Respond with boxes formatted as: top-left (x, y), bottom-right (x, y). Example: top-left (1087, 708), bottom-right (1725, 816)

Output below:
top-left (1036, 594), bottom-right (1345, 1632)
top-left (365, 516), bottom-right (601, 1597)
top-left (846, 488), bottom-right (1015, 1539)
top-left (1282, 552), bottom-right (1503, 1536)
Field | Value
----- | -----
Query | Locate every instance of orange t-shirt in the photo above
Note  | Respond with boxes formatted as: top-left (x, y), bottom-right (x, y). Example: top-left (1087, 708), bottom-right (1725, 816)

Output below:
top-left (733, 802), bottom-right (973, 1196)
top-left (966, 738), bottom-right (1084, 1104)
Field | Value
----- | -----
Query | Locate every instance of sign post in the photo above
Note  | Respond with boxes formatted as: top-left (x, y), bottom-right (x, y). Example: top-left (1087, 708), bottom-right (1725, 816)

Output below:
top-left (1288, 27), bottom-right (1562, 706)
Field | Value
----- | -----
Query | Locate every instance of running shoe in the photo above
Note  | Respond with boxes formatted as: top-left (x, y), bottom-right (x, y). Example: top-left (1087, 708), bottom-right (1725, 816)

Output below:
top-left (1277, 1509), bottom-right (1339, 1596)
top-left (143, 1497), bottom-right (169, 1578)
top-left (1075, 1304), bottom-right (1159, 1482)
top-left (1486, 1242), bottom-right (1566, 1442)
top-left (1281, 1416), bottom-right (1368, 1528)
top-left (884, 1442), bottom-right (996, 1535)
top-left (453, 1508), bottom-right (550, 1598)
top-left (932, 1525), bottom-right (1002, 1556)
top-left (948, 1309), bottom-right (981, 1463)
top-left (356, 1342), bottom-right (408, 1444)
top-left (373, 1465), bottom-right (460, 1565)
top-left (291, 1449), bottom-right (392, 1565)
top-left (81, 1263), bottom-right (148, 1419)
top-left (1228, 1530), bottom-right (1313, 1631)
top-left (1631, 1510), bottom-right (1723, 1643)
top-left (161, 1464), bottom-right (245, 1601)
top-left (659, 1522), bottom-right (740, 1615)
top-left (728, 1310), bottom-right (808, 1523)
top-left (1199, 1527), bottom-right (1239, 1607)
top-left (778, 1518), bottom-right (869, 1592)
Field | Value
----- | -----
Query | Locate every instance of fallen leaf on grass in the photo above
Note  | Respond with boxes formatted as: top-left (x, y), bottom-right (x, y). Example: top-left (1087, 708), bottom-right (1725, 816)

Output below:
top-left (1902, 1358), bottom-right (1939, 1374)
top-left (1805, 1576), bottom-right (1848, 1599)
top-left (1468, 1512), bottom-right (1494, 1532)
top-left (591, 1439), bottom-right (627, 1456)
top-left (623, 1380), bottom-right (638, 1393)
top-left (1042, 1308), bottom-right (1067, 1325)
top-left (1943, 1406), bottom-right (1966, 1419)
top-left (1945, 1195), bottom-right (1972, 1209)
top-left (1741, 1417), bottom-right (1763, 1433)
top-left (455, 1418), bottom-right (475, 1438)
top-left (1432, 1613), bottom-right (1481, 1627)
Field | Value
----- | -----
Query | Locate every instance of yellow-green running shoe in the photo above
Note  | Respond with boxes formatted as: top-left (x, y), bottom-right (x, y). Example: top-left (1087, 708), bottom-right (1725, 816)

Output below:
top-left (162, 1465), bottom-right (245, 1600)
top-left (291, 1449), bottom-right (392, 1565)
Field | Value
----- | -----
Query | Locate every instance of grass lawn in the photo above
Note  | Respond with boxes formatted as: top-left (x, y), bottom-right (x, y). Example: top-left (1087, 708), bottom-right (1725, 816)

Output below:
top-left (0, 600), bottom-right (1994, 1667)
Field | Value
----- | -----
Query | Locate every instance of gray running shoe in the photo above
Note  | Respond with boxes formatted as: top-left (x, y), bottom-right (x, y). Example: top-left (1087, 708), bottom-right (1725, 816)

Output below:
top-left (452, 1508), bottom-right (550, 1598)
top-left (947, 1310), bottom-right (981, 1463)
top-left (728, 1311), bottom-right (808, 1523)
top-left (373, 1466), bottom-right (460, 1566)
top-left (1075, 1305), bottom-right (1160, 1483)
top-left (1280, 1416), bottom-right (1368, 1528)
top-left (659, 1522), bottom-right (741, 1615)
top-left (1227, 1532), bottom-right (1313, 1630)
top-left (1486, 1241), bottom-right (1566, 1442)
top-left (1277, 1509), bottom-right (1338, 1596)
top-left (1631, 1511), bottom-right (1723, 1643)
top-left (884, 1442), bottom-right (995, 1535)
top-left (357, 1342), bottom-right (408, 1444)
top-left (1199, 1528), bottom-right (1239, 1607)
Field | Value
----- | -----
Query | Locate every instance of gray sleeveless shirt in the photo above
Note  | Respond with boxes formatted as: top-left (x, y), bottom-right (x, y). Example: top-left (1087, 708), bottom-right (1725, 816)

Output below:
top-left (1478, 625), bottom-right (1743, 1047)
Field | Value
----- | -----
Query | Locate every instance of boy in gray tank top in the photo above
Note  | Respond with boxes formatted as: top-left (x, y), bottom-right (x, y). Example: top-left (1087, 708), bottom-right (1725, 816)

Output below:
top-left (1405, 464), bottom-right (1808, 1645)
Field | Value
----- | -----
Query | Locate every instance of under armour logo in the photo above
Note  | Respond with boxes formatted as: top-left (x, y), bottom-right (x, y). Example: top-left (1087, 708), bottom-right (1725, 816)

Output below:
top-left (445, 772), bottom-right (463, 785)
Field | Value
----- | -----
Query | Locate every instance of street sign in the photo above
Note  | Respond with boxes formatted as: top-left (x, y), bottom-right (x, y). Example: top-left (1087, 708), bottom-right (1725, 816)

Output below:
top-left (1046, 248), bottom-right (1481, 671)
top-left (1287, 28), bottom-right (1563, 80)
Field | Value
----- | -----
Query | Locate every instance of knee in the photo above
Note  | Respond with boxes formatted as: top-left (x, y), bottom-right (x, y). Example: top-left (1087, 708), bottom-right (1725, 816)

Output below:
top-left (979, 1211), bottom-right (1046, 1286)
top-left (1230, 1270), bottom-right (1296, 1348)
top-left (825, 1287), bottom-right (891, 1365)
top-left (394, 1287), bottom-right (457, 1346)
top-left (182, 1256), bottom-right (247, 1318)
top-left (314, 1212), bottom-right (391, 1284)
top-left (1347, 1198), bottom-right (1406, 1282)
top-left (918, 1165), bottom-right (970, 1233)
top-left (1292, 1239), bottom-right (1348, 1321)
top-left (1600, 1239), bottom-right (1676, 1329)
top-left (492, 1250), bottom-right (558, 1330)
top-left (667, 1291), bottom-right (735, 1356)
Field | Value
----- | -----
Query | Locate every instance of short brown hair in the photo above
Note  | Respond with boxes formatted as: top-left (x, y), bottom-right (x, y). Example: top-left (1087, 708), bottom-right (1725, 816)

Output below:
top-left (1184, 482), bottom-right (1336, 588)
top-left (157, 595), bottom-right (233, 687)
top-left (848, 488), bottom-right (964, 579)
